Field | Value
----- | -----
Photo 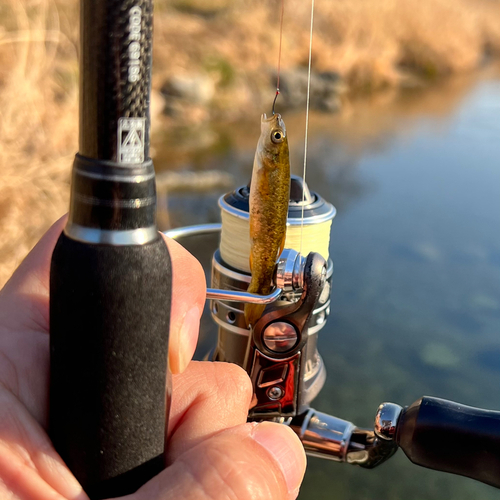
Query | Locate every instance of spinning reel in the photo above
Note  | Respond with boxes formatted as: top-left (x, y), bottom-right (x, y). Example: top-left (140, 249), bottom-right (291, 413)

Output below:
top-left (167, 176), bottom-right (500, 488)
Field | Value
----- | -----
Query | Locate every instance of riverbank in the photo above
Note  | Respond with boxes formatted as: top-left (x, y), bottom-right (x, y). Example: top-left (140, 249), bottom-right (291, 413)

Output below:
top-left (154, 0), bottom-right (500, 123)
top-left (1, 0), bottom-right (500, 286)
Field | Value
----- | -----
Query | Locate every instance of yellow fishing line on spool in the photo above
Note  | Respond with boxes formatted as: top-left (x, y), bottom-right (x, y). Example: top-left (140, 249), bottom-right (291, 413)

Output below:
top-left (218, 179), bottom-right (335, 274)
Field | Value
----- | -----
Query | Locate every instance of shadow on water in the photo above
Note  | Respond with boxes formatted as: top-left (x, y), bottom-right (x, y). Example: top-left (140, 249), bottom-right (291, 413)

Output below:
top-left (155, 68), bottom-right (500, 500)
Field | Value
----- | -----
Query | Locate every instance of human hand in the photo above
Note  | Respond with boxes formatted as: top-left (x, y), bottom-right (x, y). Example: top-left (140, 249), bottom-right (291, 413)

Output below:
top-left (0, 218), bottom-right (306, 500)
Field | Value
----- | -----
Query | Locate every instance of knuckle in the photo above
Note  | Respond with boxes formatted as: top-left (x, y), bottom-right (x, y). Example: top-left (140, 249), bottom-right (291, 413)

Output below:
top-left (212, 362), bottom-right (253, 408)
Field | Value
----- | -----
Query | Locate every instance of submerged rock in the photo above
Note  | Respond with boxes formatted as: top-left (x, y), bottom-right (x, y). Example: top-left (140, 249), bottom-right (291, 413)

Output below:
top-left (470, 294), bottom-right (499, 311)
top-left (420, 342), bottom-right (460, 369)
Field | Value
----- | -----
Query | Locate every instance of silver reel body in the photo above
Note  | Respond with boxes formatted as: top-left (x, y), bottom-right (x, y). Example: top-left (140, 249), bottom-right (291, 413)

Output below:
top-left (210, 248), bottom-right (333, 418)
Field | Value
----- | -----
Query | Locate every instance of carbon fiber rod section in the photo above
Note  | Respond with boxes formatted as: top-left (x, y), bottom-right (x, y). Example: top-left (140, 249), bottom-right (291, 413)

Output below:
top-left (80, 0), bottom-right (152, 160)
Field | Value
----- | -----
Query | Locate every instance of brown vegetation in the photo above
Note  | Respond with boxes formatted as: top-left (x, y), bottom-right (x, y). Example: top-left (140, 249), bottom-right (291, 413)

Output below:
top-left (0, 0), bottom-right (77, 287)
top-left (1, 0), bottom-right (500, 287)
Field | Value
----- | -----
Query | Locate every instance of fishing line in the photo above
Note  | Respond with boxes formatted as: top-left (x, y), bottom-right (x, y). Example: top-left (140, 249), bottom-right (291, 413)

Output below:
top-left (300, 0), bottom-right (315, 255)
top-left (272, 0), bottom-right (285, 115)
top-left (219, 0), bottom-right (335, 276)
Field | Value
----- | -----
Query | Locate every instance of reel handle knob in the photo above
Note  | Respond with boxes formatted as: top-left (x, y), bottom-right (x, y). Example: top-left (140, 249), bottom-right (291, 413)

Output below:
top-left (396, 396), bottom-right (500, 488)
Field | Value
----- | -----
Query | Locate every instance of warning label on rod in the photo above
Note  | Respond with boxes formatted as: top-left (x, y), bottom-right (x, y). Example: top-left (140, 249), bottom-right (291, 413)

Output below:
top-left (118, 117), bottom-right (146, 164)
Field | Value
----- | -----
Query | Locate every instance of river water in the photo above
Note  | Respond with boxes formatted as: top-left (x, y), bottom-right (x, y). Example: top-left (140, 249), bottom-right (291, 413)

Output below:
top-left (155, 70), bottom-right (500, 500)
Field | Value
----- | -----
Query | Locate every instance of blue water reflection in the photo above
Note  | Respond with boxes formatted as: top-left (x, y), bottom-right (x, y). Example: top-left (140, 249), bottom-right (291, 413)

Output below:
top-left (301, 78), bottom-right (500, 500)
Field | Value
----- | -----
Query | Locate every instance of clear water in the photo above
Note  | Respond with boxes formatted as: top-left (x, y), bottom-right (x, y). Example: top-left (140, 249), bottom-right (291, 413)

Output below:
top-left (156, 73), bottom-right (500, 499)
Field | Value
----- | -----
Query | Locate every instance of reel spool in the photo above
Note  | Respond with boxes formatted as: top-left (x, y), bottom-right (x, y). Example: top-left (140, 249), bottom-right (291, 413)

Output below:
top-left (210, 175), bottom-right (336, 411)
top-left (219, 175), bottom-right (335, 273)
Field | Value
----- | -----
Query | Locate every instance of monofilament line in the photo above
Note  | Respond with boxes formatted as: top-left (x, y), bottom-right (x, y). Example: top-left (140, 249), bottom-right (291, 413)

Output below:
top-left (300, 0), bottom-right (315, 255)
top-left (272, 0), bottom-right (285, 115)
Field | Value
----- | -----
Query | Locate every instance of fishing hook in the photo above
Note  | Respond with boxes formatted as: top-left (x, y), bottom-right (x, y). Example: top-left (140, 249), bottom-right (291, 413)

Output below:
top-left (272, 89), bottom-right (280, 115)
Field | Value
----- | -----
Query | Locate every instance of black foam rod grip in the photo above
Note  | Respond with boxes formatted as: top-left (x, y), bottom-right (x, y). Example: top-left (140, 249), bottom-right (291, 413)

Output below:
top-left (50, 233), bottom-right (171, 499)
top-left (397, 396), bottom-right (500, 488)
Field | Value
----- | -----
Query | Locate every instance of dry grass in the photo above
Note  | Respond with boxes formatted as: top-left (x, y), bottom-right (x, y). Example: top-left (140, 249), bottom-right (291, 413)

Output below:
top-left (1, 0), bottom-right (500, 287)
top-left (154, 0), bottom-right (500, 100)
top-left (0, 0), bottom-right (78, 287)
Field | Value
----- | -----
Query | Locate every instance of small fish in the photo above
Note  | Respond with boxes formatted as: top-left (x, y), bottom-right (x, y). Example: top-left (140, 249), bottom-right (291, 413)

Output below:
top-left (244, 113), bottom-right (290, 327)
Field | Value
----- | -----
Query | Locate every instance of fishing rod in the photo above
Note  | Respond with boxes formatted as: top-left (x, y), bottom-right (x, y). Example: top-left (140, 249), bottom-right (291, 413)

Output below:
top-left (168, 175), bottom-right (500, 490)
top-left (49, 1), bottom-right (171, 498)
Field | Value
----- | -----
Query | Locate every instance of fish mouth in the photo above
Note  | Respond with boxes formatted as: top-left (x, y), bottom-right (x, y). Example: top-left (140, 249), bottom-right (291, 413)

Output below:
top-left (261, 113), bottom-right (285, 131)
top-left (262, 112), bottom-right (281, 121)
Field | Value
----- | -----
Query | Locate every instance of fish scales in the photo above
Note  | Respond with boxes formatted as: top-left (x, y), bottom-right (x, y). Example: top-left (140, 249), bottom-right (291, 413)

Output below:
top-left (245, 113), bottom-right (290, 327)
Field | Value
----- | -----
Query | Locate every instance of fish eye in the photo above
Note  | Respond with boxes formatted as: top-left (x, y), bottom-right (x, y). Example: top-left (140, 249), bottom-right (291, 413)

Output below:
top-left (271, 130), bottom-right (284, 144)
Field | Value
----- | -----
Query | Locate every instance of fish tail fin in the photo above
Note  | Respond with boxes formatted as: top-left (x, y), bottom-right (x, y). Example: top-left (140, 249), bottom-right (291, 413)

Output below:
top-left (244, 303), bottom-right (266, 328)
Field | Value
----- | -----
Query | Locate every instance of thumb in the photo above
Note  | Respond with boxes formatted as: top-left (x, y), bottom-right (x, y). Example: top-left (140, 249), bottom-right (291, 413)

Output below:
top-left (133, 422), bottom-right (306, 500)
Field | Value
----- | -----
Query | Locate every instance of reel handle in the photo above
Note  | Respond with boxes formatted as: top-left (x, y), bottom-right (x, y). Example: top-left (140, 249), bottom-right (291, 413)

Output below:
top-left (397, 396), bottom-right (500, 488)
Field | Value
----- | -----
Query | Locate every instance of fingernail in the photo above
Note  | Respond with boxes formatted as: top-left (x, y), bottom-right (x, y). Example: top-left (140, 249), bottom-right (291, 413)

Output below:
top-left (251, 422), bottom-right (306, 498)
top-left (178, 306), bottom-right (201, 372)
top-left (169, 306), bottom-right (200, 374)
